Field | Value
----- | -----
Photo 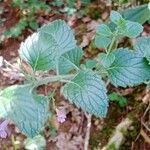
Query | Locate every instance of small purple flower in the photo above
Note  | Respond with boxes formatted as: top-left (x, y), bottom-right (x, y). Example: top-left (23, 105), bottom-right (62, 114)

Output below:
top-left (56, 108), bottom-right (66, 123)
top-left (9, 70), bottom-right (20, 80)
top-left (0, 120), bottom-right (10, 139)
top-left (0, 130), bottom-right (7, 138)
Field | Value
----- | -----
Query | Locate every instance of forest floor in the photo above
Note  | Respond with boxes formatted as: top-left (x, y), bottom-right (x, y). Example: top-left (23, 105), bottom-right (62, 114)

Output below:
top-left (0, 0), bottom-right (150, 149)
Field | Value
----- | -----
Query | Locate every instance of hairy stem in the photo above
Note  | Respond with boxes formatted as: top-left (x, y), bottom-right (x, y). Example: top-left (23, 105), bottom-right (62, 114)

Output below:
top-left (34, 74), bottom-right (75, 87)
top-left (107, 36), bottom-right (116, 54)
top-left (107, 30), bottom-right (118, 54)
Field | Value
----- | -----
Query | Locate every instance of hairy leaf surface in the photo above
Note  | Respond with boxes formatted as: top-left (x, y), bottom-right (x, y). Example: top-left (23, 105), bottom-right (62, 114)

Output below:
top-left (96, 24), bottom-right (113, 37)
top-left (110, 11), bottom-right (123, 25)
top-left (122, 4), bottom-right (150, 24)
top-left (94, 35), bottom-right (111, 49)
top-left (39, 20), bottom-right (76, 56)
top-left (61, 70), bottom-right (108, 117)
top-left (107, 48), bottom-right (150, 87)
top-left (0, 85), bottom-right (49, 137)
top-left (120, 21), bottom-right (143, 38)
top-left (134, 36), bottom-right (150, 63)
top-left (58, 47), bottom-right (83, 74)
top-left (98, 53), bottom-right (115, 68)
top-left (19, 20), bottom-right (76, 71)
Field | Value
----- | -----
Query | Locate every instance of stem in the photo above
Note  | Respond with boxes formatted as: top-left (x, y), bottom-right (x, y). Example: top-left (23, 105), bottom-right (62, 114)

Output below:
top-left (84, 114), bottom-right (92, 150)
top-left (56, 59), bottom-right (59, 75)
top-left (107, 35), bottom-right (116, 54)
top-left (34, 74), bottom-right (75, 87)
top-left (107, 30), bottom-right (118, 54)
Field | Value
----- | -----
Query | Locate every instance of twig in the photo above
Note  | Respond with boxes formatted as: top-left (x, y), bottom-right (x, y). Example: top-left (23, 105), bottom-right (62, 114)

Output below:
top-left (140, 128), bottom-right (150, 144)
top-left (84, 113), bottom-right (92, 150)
top-left (141, 102), bottom-right (150, 132)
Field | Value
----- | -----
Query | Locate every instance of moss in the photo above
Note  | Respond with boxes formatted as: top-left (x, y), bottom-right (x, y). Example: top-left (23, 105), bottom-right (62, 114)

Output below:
top-left (120, 128), bottom-right (127, 135)
top-left (86, 7), bottom-right (101, 20)
top-left (89, 119), bottom-right (115, 149)
top-left (107, 143), bottom-right (117, 150)
top-left (90, 86), bottom-right (147, 149)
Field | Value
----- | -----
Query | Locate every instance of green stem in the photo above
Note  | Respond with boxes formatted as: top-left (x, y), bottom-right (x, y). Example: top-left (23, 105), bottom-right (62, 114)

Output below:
top-left (34, 74), bottom-right (75, 87)
top-left (56, 59), bottom-right (59, 75)
top-left (107, 30), bottom-right (118, 54)
top-left (107, 35), bottom-right (116, 54)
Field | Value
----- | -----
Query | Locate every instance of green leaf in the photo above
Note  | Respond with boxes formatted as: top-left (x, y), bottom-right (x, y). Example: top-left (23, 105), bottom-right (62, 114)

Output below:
top-left (95, 23), bottom-right (113, 49)
top-left (134, 36), bottom-right (150, 64)
top-left (121, 21), bottom-right (143, 38)
top-left (96, 24), bottom-right (113, 37)
top-left (85, 59), bottom-right (97, 69)
top-left (0, 85), bottom-right (49, 137)
top-left (19, 20), bottom-right (77, 71)
top-left (110, 10), bottom-right (124, 25)
top-left (29, 19), bottom-right (39, 30)
top-left (107, 48), bottom-right (150, 87)
top-left (39, 20), bottom-right (76, 56)
top-left (58, 47), bottom-right (83, 74)
top-left (94, 35), bottom-right (111, 49)
top-left (61, 70), bottom-right (108, 117)
top-left (98, 53), bottom-right (115, 68)
top-left (108, 92), bottom-right (127, 107)
top-left (19, 32), bottom-right (56, 71)
top-left (121, 4), bottom-right (150, 24)
top-left (24, 135), bottom-right (46, 150)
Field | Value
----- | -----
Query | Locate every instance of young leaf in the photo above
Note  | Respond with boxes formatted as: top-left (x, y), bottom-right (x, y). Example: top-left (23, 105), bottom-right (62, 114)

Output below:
top-left (110, 11), bottom-right (124, 25)
top-left (109, 11), bottom-right (143, 38)
top-left (134, 36), bottom-right (150, 64)
top-left (94, 35), bottom-right (111, 49)
top-left (96, 24), bottom-right (113, 37)
top-left (85, 59), bottom-right (97, 69)
top-left (0, 85), bottom-right (49, 137)
top-left (98, 53), bottom-right (115, 68)
top-left (58, 47), bottom-right (83, 74)
top-left (95, 24), bottom-right (112, 49)
top-left (121, 21), bottom-right (143, 38)
top-left (61, 70), bottom-right (108, 117)
top-left (107, 48), bottom-right (150, 87)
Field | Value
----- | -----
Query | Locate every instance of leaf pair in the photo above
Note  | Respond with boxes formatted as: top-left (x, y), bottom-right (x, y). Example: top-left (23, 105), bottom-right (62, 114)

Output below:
top-left (110, 10), bottom-right (143, 38)
top-left (19, 20), bottom-right (109, 117)
top-left (19, 20), bottom-right (81, 74)
top-left (98, 37), bottom-right (150, 88)
top-left (94, 11), bottom-right (143, 49)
